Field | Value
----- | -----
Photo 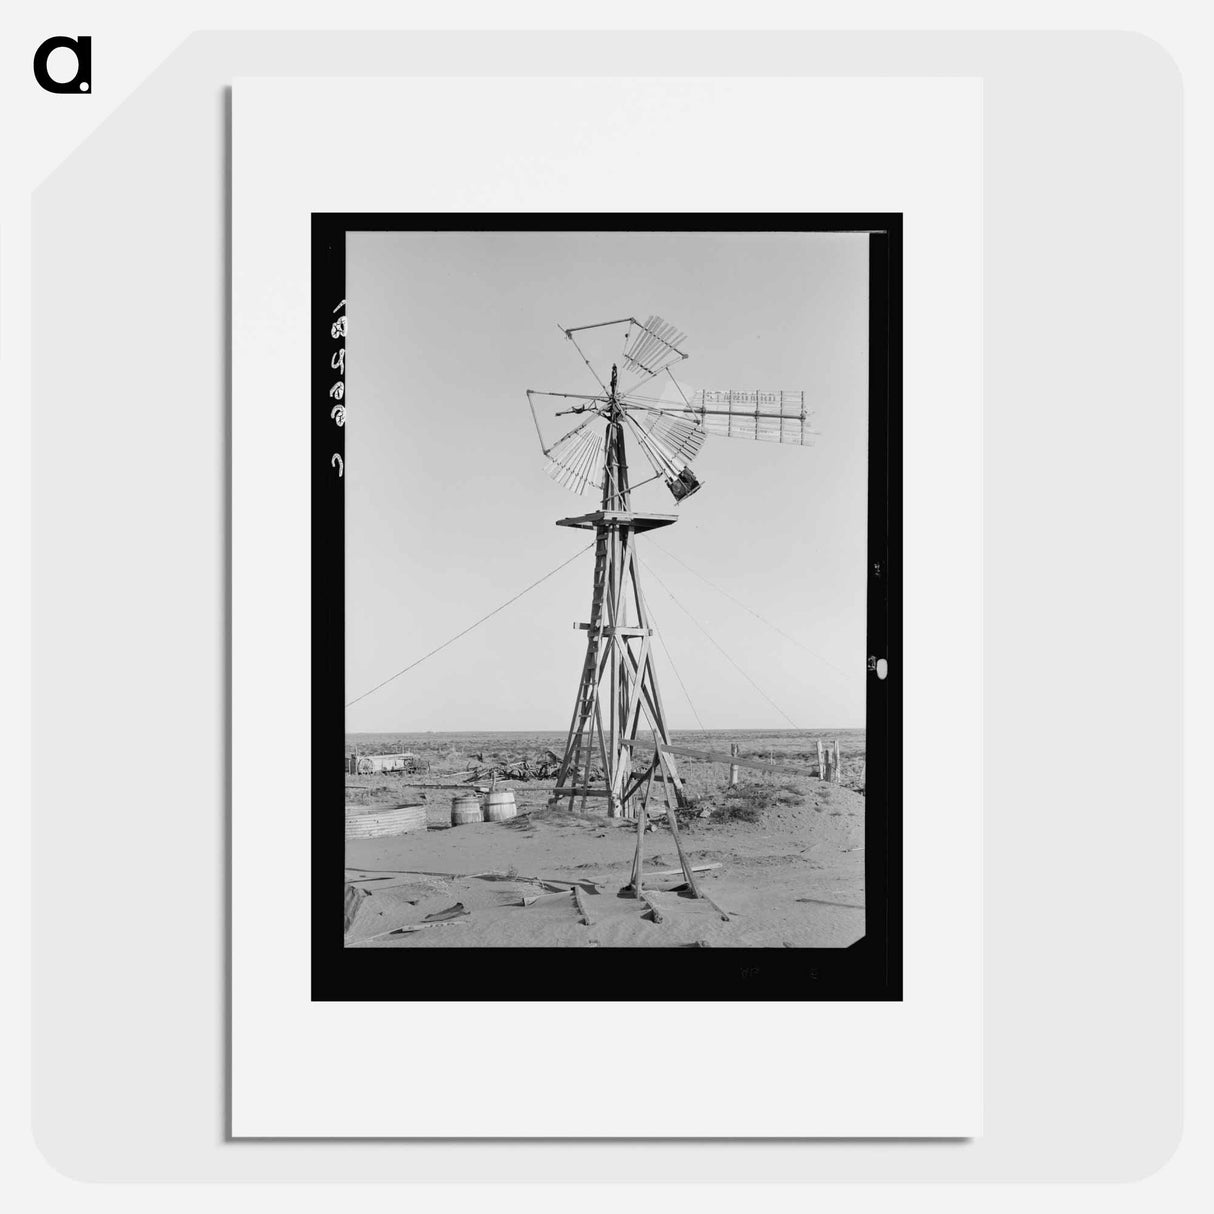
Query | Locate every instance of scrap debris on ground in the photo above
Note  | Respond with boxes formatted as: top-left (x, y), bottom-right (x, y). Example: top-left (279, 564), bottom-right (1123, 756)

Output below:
top-left (343, 736), bottom-right (865, 948)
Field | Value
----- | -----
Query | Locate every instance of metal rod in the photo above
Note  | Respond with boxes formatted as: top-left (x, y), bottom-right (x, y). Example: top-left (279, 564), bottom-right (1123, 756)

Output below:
top-left (621, 410), bottom-right (678, 482)
top-left (623, 405), bottom-right (807, 421)
top-left (562, 317), bottom-right (637, 336)
top-left (529, 390), bottom-right (606, 402)
top-left (563, 326), bottom-right (610, 395)
top-left (525, 391), bottom-right (550, 454)
top-left (616, 362), bottom-right (667, 397)
top-left (622, 413), bottom-right (673, 481)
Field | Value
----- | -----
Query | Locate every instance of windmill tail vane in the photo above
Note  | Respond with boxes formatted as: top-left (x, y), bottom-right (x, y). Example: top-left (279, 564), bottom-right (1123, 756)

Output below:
top-left (523, 314), bottom-right (818, 826)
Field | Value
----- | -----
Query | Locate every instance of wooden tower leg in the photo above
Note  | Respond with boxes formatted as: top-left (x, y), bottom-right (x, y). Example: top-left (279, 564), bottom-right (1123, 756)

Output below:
top-left (628, 758), bottom-right (659, 895)
top-left (552, 528), bottom-right (612, 808)
top-left (655, 748), bottom-right (701, 898)
top-left (624, 538), bottom-right (686, 808)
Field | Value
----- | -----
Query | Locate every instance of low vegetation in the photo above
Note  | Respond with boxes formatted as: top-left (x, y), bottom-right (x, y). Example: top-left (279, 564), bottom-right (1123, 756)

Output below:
top-left (716, 780), bottom-right (806, 823)
top-left (673, 778), bottom-right (807, 827)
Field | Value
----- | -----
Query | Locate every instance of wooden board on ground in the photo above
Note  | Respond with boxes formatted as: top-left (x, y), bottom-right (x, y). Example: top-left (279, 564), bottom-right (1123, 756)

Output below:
top-left (639, 888), bottom-right (736, 926)
top-left (641, 862), bottom-right (722, 880)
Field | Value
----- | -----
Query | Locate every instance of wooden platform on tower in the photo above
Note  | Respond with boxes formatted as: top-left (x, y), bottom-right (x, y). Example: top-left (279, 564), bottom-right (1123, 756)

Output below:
top-left (555, 510), bottom-right (678, 533)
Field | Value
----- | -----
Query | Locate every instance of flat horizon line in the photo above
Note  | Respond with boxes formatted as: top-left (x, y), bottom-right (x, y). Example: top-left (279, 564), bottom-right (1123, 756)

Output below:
top-left (345, 725), bottom-right (867, 736)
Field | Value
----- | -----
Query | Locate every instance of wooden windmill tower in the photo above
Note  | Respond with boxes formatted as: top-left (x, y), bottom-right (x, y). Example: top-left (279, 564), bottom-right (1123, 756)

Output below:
top-left (527, 316), bottom-right (815, 821)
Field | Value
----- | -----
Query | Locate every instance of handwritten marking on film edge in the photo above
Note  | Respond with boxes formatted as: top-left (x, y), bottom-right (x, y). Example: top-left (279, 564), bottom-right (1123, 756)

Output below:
top-left (331, 299), bottom-right (345, 473)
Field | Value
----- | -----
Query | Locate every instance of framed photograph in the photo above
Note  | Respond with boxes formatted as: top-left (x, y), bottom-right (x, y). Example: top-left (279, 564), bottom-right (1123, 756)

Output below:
top-left (317, 217), bottom-right (901, 1002)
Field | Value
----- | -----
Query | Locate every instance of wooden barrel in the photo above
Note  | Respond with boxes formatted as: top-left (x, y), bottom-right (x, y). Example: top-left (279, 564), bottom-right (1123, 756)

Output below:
top-left (345, 803), bottom-right (428, 840)
top-left (483, 789), bottom-right (517, 822)
top-left (450, 794), bottom-right (483, 826)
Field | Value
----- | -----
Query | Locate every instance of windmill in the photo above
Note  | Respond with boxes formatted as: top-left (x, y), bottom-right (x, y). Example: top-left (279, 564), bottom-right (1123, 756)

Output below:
top-left (526, 315), bottom-right (815, 825)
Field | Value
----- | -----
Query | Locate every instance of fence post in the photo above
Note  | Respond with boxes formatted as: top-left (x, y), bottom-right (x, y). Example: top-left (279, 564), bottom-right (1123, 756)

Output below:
top-left (817, 739), bottom-right (826, 780)
top-left (727, 742), bottom-right (739, 788)
top-left (833, 740), bottom-right (841, 783)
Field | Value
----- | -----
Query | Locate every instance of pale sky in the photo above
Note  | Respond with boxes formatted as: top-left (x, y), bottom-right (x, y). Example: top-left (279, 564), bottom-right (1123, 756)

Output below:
top-left (345, 230), bottom-right (869, 733)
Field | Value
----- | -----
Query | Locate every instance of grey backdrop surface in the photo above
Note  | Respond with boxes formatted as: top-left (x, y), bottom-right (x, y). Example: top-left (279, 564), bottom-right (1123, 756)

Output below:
top-left (31, 31), bottom-right (1180, 1180)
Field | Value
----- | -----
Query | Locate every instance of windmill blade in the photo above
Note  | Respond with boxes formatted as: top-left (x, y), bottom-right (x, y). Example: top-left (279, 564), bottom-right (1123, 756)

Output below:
top-left (544, 417), bottom-right (605, 496)
top-left (625, 407), bottom-right (707, 467)
top-left (621, 408), bottom-right (705, 504)
top-left (632, 318), bottom-right (686, 374)
top-left (676, 389), bottom-right (816, 446)
top-left (526, 389), bottom-right (607, 456)
top-left (621, 314), bottom-right (688, 379)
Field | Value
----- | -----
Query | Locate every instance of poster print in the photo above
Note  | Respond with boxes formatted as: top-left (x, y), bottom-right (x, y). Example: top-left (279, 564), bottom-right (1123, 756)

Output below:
top-left (315, 217), bottom-right (901, 1001)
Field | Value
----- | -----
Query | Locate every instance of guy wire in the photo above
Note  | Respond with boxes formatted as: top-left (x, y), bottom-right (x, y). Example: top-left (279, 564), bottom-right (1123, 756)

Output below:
top-left (345, 543), bottom-right (595, 709)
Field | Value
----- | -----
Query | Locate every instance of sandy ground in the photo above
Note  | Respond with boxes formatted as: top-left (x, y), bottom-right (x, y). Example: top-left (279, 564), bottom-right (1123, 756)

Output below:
top-left (344, 773), bottom-right (865, 948)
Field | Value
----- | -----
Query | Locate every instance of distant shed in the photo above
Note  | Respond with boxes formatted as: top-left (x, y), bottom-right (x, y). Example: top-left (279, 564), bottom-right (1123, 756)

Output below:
top-left (350, 753), bottom-right (421, 775)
